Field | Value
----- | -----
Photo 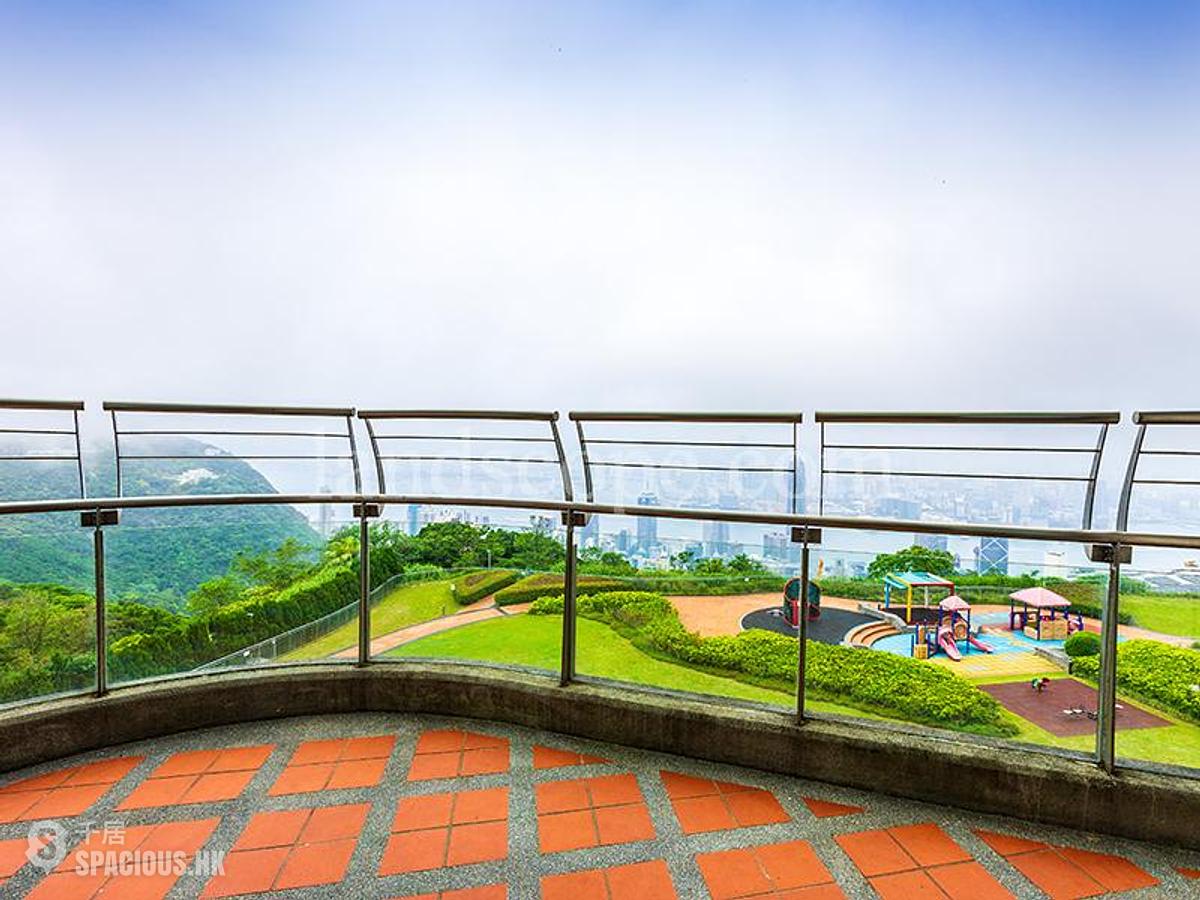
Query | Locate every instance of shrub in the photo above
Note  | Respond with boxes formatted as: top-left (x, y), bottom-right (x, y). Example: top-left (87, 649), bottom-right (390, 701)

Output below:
top-left (448, 569), bottom-right (520, 606)
top-left (530, 591), bottom-right (1011, 733)
top-left (494, 574), bottom-right (626, 607)
top-left (1064, 631), bottom-right (1101, 658)
top-left (1071, 640), bottom-right (1200, 723)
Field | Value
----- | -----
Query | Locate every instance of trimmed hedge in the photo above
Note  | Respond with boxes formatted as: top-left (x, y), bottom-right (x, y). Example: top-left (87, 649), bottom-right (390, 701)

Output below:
top-left (1072, 639), bottom-right (1200, 723)
top-left (529, 591), bottom-right (1011, 734)
top-left (493, 574), bottom-right (626, 607)
top-left (448, 569), bottom-right (520, 606)
top-left (1064, 631), bottom-right (1100, 658)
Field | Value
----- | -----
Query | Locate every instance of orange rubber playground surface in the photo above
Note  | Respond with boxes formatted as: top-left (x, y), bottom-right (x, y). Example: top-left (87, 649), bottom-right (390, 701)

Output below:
top-left (0, 712), bottom-right (1198, 898)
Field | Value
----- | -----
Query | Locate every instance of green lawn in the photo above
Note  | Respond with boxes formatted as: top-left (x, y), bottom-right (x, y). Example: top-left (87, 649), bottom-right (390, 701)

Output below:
top-left (1119, 593), bottom-right (1200, 638)
top-left (282, 579), bottom-right (457, 660)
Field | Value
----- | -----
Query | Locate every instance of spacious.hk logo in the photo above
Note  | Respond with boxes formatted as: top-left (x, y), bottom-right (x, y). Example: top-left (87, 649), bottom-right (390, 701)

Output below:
top-left (26, 818), bottom-right (225, 878)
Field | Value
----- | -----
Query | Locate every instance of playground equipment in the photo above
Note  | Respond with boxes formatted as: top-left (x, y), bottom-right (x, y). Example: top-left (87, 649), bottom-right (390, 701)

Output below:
top-left (883, 571), bottom-right (955, 622)
top-left (913, 595), bottom-right (994, 661)
top-left (782, 576), bottom-right (821, 627)
top-left (1008, 587), bottom-right (1083, 641)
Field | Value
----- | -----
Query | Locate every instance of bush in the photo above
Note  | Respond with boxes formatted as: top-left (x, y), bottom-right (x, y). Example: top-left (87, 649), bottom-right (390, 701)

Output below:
top-left (530, 591), bottom-right (1011, 733)
top-left (493, 574), bottom-right (626, 607)
top-left (1064, 631), bottom-right (1101, 658)
top-left (1072, 640), bottom-right (1200, 723)
top-left (448, 569), bottom-right (520, 606)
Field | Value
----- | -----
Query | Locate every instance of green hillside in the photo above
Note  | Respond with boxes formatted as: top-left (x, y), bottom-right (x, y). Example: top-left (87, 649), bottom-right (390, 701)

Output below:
top-left (0, 439), bottom-right (319, 605)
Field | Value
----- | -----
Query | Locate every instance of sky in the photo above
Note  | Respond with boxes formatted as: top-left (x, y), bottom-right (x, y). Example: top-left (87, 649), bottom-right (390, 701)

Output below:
top-left (2, 0), bottom-right (1199, 426)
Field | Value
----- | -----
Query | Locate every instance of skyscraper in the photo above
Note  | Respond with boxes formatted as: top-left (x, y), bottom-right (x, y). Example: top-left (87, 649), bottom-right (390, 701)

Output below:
top-left (636, 492), bottom-right (659, 551)
top-left (976, 537), bottom-right (1009, 575)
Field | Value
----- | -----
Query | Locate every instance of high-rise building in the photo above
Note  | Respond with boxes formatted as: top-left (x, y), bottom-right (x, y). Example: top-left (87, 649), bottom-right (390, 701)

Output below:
top-left (976, 537), bottom-right (1009, 575)
top-left (703, 519), bottom-right (732, 557)
top-left (792, 458), bottom-right (807, 513)
top-left (915, 533), bottom-right (949, 552)
top-left (636, 492), bottom-right (659, 551)
top-left (580, 514), bottom-right (600, 547)
top-left (763, 531), bottom-right (789, 561)
top-left (407, 504), bottom-right (420, 535)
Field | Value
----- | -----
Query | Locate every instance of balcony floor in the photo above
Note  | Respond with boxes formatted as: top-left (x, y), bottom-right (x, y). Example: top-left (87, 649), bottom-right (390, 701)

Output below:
top-left (0, 712), bottom-right (1196, 899)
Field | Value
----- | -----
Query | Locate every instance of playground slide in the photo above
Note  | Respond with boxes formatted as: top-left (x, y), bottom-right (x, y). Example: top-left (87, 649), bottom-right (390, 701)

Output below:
top-left (937, 629), bottom-right (962, 661)
top-left (966, 634), bottom-right (994, 654)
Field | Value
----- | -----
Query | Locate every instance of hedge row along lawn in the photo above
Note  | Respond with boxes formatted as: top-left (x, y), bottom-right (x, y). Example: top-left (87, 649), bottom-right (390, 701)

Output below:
top-left (493, 573), bottom-right (626, 607)
top-left (448, 569), bottom-right (520, 606)
top-left (1071, 639), bottom-right (1200, 723)
top-left (529, 591), bottom-right (1013, 736)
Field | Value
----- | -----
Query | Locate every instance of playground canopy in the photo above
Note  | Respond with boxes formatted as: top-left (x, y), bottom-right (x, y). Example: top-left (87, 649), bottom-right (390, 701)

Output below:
top-left (939, 595), bottom-right (970, 612)
top-left (883, 571), bottom-right (956, 618)
top-left (1009, 587), bottom-right (1071, 608)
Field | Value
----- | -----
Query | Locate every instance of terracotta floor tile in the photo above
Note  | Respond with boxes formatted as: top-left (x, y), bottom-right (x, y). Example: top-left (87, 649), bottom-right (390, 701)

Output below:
top-left (327, 756), bottom-right (388, 789)
top-left (726, 789), bottom-right (790, 827)
top-left (0, 838), bottom-right (28, 879)
top-left (103, 871), bottom-right (178, 900)
top-left (660, 770), bottom-right (715, 799)
top-left (673, 794), bottom-right (736, 834)
top-left (181, 770), bottom-right (255, 803)
top-left (302, 802), bottom-right (370, 843)
top-left (416, 729), bottom-right (466, 754)
top-left (235, 808), bottom-right (311, 850)
top-left (587, 773), bottom-right (642, 807)
top-left (1056, 846), bottom-right (1158, 892)
top-left (380, 828), bottom-right (449, 875)
top-left (773, 885), bottom-right (847, 899)
top-left (153, 750), bottom-right (220, 777)
top-left (118, 775), bottom-right (193, 810)
top-left (595, 803), bottom-right (655, 845)
top-left (696, 847), bottom-right (774, 900)
top-left (889, 823), bottom-right (971, 867)
top-left (757, 840), bottom-right (835, 889)
top-left (344, 734), bottom-right (396, 759)
top-left (714, 778), bottom-right (755, 795)
top-left (1007, 848), bottom-right (1104, 899)
top-left (291, 738), bottom-right (345, 765)
top-left (604, 859), bottom-right (677, 899)
top-left (138, 817), bottom-right (221, 854)
top-left (973, 829), bottom-right (1047, 857)
top-left (869, 869), bottom-right (948, 899)
top-left (67, 757), bottom-right (143, 785)
top-left (0, 792), bottom-right (41, 822)
top-left (447, 820), bottom-right (508, 866)
top-left (395, 793), bottom-right (455, 831)
top-left (462, 732), bottom-right (507, 751)
top-left (274, 836), bottom-right (356, 890)
top-left (802, 797), bottom-right (864, 818)
top-left (2, 769), bottom-right (74, 793)
top-left (835, 829), bottom-right (919, 877)
top-left (409, 752), bottom-right (462, 781)
top-left (453, 787), bottom-right (509, 824)
top-left (24, 869), bottom-right (108, 900)
top-left (460, 746), bottom-right (509, 776)
top-left (442, 886), bottom-right (507, 900)
top-left (927, 860), bottom-right (1015, 900)
top-left (270, 763), bottom-right (334, 795)
top-left (1179, 865), bottom-right (1200, 879)
top-left (202, 846), bottom-right (290, 898)
top-left (539, 809), bottom-right (598, 853)
top-left (212, 745), bottom-right (273, 771)
top-left (536, 779), bottom-right (591, 815)
top-left (541, 869), bottom-right (609, 900)
top-left (27, 782), bottom-right (109, 817)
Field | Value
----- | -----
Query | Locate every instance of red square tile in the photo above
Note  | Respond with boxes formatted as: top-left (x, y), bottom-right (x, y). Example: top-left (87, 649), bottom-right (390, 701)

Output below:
top-left (275, 837), bottom-right (356, 890)
top-left (24, 869), bottom-right (108, 900)
top-left (541, 868), bottom-right (609, 900)
top-left (533, 746), bottom-right (583, 769)
top-left (446, 820), bottom-right (507, 866)
top-left (409, 752), bottom-right (461, 781)
top-left (889, 823), bottom-right (971, 867)
top-left (292, 739), bottom-right (346, 765)
top-left (696, 847), bottom-right (774, 900)
top-left (757, 840), bottom-right (836, 890)
top-left (673, 794), bottom-right (736, 834)
top-left (139, 817), bottom-right (221, 855)
top-left (181, 770), bottom-right (255, 804)
top-left (539, 809), bottom-right (597, 853)
top-left (0, 838), bottom-right (29, 879)
top-left (270, 763), bottom-right (334, 795)
top-left (462, 732), bottom-right (506, 751)
top-left (660, 770), bottom-right (716, 799)
top-left (835, 829), bottom-right (918, 877)
top-left (379, 828), bottom-right (449, 875)
top-left (802, 797), bottom-right (864, 818)
top-left (1179, 866), bottom-right (1200, 879)
top-left (1007, 848), bottom-right (1104, 899)
top-left (2, 769), bottom-right (74, 793)
top-left (0, 792), bottom-right (42, 822)
top-left (442, 887), bottom-right (507, 900)
top-left (301, 803), bottom-right (370, 843)
top-left (726, 789), bottom-right (790, 828)
top-left (453, 787), bottom-right (508, 824)
top-left (973, 829), bottom-right (1046, 857)
top-left (395, 793), bottom-right (455, 832)
top-left (870, 869), bottom-right (947, 899)
top-left (928, 861), bottom-right (1015, 900)
top-left (536, 779), bottom-right (591, 815)
top-left (202, 846), bottom-right (290, 898)
top-left (1056, 846), bottom-right (1158, 893)
top-left (234, 809), bottom-right (310, 851)
top-left (604, 859), bottom-right (677, 899)
top-left (416, 730), bottom-right (466, 754)
top-left (327, 757), bottom-right (388, 789)
top-left (118, 776), bottom-right (194, 811)
top-left (595, 803), bottom-right (655, 845)
top-left (343, 735), bottom-right (395, 759)
top-left (212, 745), bottom-right (273, 771)
top-left (153, 750), bottom-right (220, 778)
top-left (460, 746), bottom-right (509, 776)
top-left (27, 783), bottom-right (109, 817)
top-left (587, 774), bottom-right (642, 807)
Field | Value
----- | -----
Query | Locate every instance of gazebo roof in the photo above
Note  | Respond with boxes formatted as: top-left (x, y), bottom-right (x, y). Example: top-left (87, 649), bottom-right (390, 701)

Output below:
top-left (939, 595), bottom-right (970, 611)
top-left (1009, 587), bottom-right (1071, 609)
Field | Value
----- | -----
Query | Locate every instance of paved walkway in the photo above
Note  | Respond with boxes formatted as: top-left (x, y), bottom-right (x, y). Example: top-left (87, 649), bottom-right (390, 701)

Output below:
top-left (332, 599), bottom-right (533, 660)
top-left (0, 712), bottom-right (1195, 898)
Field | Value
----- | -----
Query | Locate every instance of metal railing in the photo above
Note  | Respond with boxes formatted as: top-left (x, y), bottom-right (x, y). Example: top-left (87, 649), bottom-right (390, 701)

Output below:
top-left (0, 398), bottom-right (86, 498)
top-left (4, 402), bottom-right (1200, 781)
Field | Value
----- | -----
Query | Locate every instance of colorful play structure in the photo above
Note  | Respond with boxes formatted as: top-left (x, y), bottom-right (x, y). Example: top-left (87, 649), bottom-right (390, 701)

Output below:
top-left (1008, 587), bottom-right (1084, 641)
top-left (882, 571), bottom-right (955, 621)
top-left (781, 576), bottom-right (821, 626)
top-left (912, 595), bottom-right (994, 661)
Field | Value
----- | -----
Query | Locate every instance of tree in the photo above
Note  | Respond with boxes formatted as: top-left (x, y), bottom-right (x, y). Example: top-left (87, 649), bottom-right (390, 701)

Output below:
top-left (414, 522), bottom-right (481, 569)
top-left (868, 545), bottom-right (956, 579)
top-left (186, 575), bottom-right (245, 616)
top-left (231, 538), bottom-right (314, 590)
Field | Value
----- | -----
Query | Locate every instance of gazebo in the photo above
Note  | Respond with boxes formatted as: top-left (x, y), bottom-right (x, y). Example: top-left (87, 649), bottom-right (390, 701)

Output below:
top-left (1009, 587), bottom-right (1073, 641)
top-left (883, 571), bottom-right (956, 621)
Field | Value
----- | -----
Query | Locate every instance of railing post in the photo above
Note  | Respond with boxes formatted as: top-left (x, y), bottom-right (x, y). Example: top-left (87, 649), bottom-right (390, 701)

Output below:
top-left (354, 503), bottom-right (381, 667)
top-left (82, 509), bottom-right (117, 697)
top-left (791, 526), bottom-right (821, 722)
top-left (560, 511), bottom-right (584, 686)
top-left (1090, 541), bottom-right (1129, 773)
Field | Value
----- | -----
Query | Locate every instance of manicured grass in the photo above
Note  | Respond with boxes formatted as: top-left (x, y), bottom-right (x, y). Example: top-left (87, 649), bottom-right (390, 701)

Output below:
top-left (1119, 593), bottom-right (1200, 638)
top-left (282, 579), bottom-right (457, 660)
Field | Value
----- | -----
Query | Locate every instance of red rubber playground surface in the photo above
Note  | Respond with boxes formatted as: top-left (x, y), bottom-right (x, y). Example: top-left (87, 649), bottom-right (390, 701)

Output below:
top-left (978, 678), bottom-right (1171, 738)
